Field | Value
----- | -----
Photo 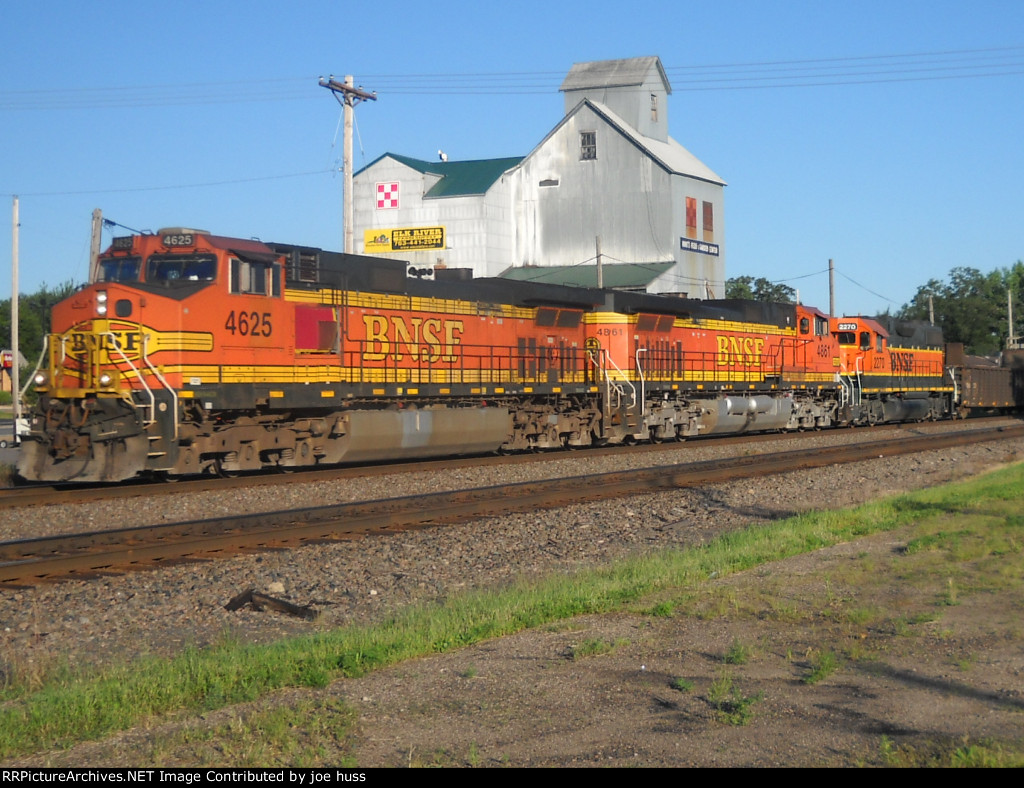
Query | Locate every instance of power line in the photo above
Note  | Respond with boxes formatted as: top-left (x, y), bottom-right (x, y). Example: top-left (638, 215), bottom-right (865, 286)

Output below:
top-left (837, 269), bottom-right (899, 305)
top-left (5, 169), bottom-right (331, 198)
top-left (2, 45), bottom-right (1021, 110)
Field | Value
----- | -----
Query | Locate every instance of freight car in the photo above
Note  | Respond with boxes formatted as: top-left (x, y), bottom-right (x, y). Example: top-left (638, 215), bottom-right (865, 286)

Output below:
top-left (948, 345), bottom-right (1024, 412)
top-left (14, 228), bottom-right (997, 483)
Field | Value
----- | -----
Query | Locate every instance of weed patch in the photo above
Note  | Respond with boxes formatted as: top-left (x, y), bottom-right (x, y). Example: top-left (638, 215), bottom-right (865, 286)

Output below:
top-left (802, 649), bottom-right (840, 685)
top-left (722, 638), bottom-right (752, 665)
top-left (670, 676), bottom-right (694, 693)
top-left (880, 735), bottom-right (1024, 768)
top-left (568, 638), bottom-right (629, 660)
top-left (707, 672), bottom-right (763, 725)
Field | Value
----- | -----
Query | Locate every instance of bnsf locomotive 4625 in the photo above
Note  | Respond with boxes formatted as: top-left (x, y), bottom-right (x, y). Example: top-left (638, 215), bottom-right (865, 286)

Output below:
top-left (17, 228), bottom-right (1011, 483)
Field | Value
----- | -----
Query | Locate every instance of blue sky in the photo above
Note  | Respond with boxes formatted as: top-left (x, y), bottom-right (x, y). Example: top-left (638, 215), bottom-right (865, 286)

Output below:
top-left (2, 0), bottom-right (1022, 316)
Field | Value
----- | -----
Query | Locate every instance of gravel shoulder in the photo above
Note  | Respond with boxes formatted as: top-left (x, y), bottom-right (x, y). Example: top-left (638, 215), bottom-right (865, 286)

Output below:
top-left (3, 421), bottom-right (1024, 767)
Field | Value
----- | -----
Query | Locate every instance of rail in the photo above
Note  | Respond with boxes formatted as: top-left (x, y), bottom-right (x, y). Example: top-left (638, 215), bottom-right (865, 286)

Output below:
top-left (4, 422), bottom-right (1021, 587)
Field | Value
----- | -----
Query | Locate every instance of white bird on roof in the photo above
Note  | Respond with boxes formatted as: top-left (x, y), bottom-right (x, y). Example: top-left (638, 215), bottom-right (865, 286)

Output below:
top-left (438, 150), bottom-right (448, 162)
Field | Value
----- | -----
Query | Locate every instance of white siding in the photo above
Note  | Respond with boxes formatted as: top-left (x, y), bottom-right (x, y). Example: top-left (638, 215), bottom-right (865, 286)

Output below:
top-left (510, 104), bottom-right (675, 268)
top-left (351, 58), bottom-right (727, 297)
top-left (354, 158), bottom-right (512, 276)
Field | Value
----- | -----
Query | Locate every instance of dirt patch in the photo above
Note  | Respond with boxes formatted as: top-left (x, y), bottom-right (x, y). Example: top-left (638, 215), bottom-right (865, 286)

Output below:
top-left (14, 519), bottom-right (1024, 768)
top-left (336, 531), bottom-right (1024, 767)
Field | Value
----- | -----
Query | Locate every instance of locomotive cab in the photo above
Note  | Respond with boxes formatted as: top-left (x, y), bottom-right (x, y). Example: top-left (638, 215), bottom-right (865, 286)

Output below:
top-left (19, 229), bottom-right (289, 482)
top-left (833, 316), bottom-right (888, 374)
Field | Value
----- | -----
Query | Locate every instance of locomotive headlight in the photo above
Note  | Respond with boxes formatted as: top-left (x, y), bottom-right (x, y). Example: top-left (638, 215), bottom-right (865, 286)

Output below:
top-left (33, 371), bottom-right (48, 387)
top-left (96, 290), bottom-right (108, 316)
top-left (98, 373), bottom-right (114, 388)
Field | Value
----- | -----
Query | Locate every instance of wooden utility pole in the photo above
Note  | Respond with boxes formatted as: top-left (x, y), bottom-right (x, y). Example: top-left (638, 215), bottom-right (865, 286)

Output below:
top-left (89, 209), bottom-right (103, 282)
top-left (319, 76), bottom-right (377, 253)
top-left (828, 258), bottom-right (835, 317)
top-left (1009, 290), bottom-right (1016, 348)
top-left (11, 197), bottom-right (20, 427)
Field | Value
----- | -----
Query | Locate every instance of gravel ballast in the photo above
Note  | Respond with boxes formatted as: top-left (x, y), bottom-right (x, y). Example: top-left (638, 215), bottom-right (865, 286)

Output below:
top-left (2, 420), bottom-right (1021, 673)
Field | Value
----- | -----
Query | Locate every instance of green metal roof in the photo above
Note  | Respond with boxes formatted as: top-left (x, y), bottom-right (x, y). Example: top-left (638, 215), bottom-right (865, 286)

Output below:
top-left (362, 153), bottom-right (524, 198)
top-left (499, 261), bottom-right (674, 290)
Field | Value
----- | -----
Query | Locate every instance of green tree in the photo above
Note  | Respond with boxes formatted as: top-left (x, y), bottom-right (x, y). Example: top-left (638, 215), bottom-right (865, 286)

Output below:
top-left (898, 266), bottom-right (1010, 356)
top-left (725, 275), bottom-right (796, 303)
top-left (0, 280), bottom-right (79, 372)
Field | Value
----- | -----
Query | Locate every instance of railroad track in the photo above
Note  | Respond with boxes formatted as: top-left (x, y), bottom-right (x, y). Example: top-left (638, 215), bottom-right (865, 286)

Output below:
top-left (0, 417), bottom-right (1014, 509)
top-left (2, 423), bottom-right (1021, 588)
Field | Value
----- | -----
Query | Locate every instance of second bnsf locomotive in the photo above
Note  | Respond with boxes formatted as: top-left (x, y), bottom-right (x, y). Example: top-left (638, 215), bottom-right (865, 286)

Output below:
top-left (19, 228), bottom-right (970, 482)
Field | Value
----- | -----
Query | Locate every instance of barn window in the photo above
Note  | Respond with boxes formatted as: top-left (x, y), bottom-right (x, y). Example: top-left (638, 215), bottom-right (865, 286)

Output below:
top-left (651, 93), bottom-right (658, 122)
top-left (580, 131), bottom-right (597, 161)
top-left (703, 201), bottom-right (714, 233)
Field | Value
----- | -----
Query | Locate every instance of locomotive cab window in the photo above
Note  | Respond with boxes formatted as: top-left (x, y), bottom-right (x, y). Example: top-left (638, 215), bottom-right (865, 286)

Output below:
top-left (860, 332), bottom-right (871, 351)
top-left (837, 332), bottom-right (856, 345)
top-left (147, 254), bottom-right (217, 284)
top-left (98, 256), bottom-right (141, 283)
top-left (815, 316), bottom-right (828, 336)
top-left (231, 257), bottom-right (281, 297)
top-left (877, 335), bottom-right (884, 353)
top-left (799, 317), bottom-right (810, 334)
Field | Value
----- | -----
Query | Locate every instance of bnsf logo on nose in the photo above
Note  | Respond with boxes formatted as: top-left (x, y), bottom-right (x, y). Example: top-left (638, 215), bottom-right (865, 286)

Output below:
top-left (69, 331), bottom-right (142, 355)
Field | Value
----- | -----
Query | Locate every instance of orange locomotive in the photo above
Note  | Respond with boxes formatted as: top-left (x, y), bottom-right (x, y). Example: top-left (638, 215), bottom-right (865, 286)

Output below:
top-left (831, 316), bottom-right (953, 424)
top-left (18, 228), bottom-right (959, 483)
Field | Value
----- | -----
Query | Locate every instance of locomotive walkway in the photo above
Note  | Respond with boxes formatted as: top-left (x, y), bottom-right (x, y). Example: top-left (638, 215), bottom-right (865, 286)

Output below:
top-left (2, 422), bottom-right (1021, 587)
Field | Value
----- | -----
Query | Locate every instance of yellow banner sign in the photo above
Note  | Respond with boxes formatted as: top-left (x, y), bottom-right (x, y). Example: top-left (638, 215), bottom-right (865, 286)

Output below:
top-left (364, 226), bottom-right (445, 253)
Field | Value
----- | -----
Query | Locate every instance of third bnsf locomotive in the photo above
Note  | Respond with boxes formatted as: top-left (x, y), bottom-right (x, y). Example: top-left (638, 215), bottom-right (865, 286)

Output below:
top-left (17, 228), bottom-right (1014, 482)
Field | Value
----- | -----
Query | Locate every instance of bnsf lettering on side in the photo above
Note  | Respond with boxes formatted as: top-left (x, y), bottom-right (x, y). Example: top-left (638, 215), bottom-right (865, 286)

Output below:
top-left (362, 315), bottom-right (464, 363)
top-left (716, 335), bottom-right (766, 367)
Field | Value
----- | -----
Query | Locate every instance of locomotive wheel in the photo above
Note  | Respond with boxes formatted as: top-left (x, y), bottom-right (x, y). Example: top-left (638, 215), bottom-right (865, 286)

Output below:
top-left (214, 458), bottom-right (239, 478)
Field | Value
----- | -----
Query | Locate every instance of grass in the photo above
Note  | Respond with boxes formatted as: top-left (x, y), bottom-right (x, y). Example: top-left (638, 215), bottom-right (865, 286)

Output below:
top-left (880, 735), bottom-right (1024, 768)
top-left (707, 672), bottom-right (763, 725)
top-left (148, 697), bottom-right (357, 767)
top-left (569, 637), bottom-right (629, 660)
top-left (669, 676), bottom-right (694, 693)
top-left (3, 461), bottom-right (1024, 761)
top-left (722, 638), bottom-right (752, 665)
top-left (802, 649), bottom-right (840, 685)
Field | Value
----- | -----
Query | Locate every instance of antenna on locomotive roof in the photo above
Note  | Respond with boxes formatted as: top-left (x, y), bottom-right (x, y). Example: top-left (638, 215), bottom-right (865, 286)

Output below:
top-left (320, 75), bottom-right (377, 254)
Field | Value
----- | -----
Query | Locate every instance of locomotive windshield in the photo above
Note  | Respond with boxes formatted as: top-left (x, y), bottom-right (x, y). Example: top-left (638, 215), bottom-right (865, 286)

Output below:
top-left (146, 254), bottom-right (217, 284)
top-left (97, 256), bottom-right (141, 283)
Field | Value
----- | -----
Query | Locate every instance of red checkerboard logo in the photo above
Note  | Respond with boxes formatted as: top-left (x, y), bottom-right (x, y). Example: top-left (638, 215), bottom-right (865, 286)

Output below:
top-left (376, 182), bottom-right (399, 209)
